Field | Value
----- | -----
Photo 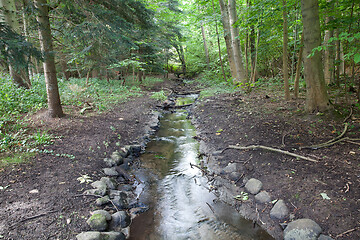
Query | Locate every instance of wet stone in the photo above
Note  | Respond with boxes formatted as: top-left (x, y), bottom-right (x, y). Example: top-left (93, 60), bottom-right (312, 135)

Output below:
top-left (255, 191), bottom-right (271, 204)
top-left (270, 199), bottom-right (289, 220)
top-left (96, 196), bottom-right (110, 206)
top-left (86, 213), bottom-right (108, 231)
top-left (100, 177), bottom-right (116, 190)
top-left (76, 231), bottom-right (101, 240)
top-left (91, 181), bottom-right (107, 194)
top-left (245, 178), bottom-right (263, 195)
top-left (103, 167), bottom-right (119, 176)
top-left (109, 211), bottom-right (131, 230)
top-left (101, 232), bottom-right (126, 240)
top-left (284, 219), bottom-right (322, 240)
top-left (111, 151), bottom-right (124, 164)
top-left (112, 196), bottom-right (128, 210)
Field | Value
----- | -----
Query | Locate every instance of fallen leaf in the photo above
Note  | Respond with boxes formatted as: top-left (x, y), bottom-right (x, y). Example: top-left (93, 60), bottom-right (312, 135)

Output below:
top-left (320, 193), bottom-right (331, 200)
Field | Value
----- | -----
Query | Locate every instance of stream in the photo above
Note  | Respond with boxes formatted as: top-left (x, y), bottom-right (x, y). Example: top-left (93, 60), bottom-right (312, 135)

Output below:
top-left (129, 94), bottom-right (272, 240)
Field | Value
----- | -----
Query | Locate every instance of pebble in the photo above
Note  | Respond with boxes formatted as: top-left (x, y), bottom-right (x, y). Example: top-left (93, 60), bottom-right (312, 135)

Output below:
top-left (255, 191), bottom-right (271, 203)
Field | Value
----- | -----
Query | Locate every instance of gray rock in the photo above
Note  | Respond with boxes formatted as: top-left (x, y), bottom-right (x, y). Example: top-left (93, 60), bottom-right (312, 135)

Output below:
top-left (91, 181), bottom-right (108, 196)
top-left (229, 172), bottom-right (242, 181)
top-left (109, 190), bottom-right (127, 199)
top-left (83, 188), bottom-right (106, 197)
top-left (86, 214), bottom-right (108, 231)
top-left (76, 231), bottom-right (101, 240)
top-left (100, 177), bottom-right (116, 190)
top-left (255, 191), bottom-right (271, 203)
top-left (103, 168), bottom-right (119, 176)
top-left (130, 145), bottom-right (142, 155)
top-left (111, 152), bottom-right (124, 164)
top-left (284, 219), bottom-right (322, 240)
top-left (109, 211), bottom-right (131, 230)
top-left (112, 196), bottom-right (128, 210)
top-left (223, 163), bottom-right (237, 173)
top-left (245, 178), bottom-right (263, 195)
top-left (100, 232), bottom-right (126, 240)
top-left (104, 155), bottom-right (122, 167)
top-left (318, 234), bottom-right (334, 240)
top-left (96, 196), bottom-right (110, 206)
top-left (117, 184), bottom-right (133, 192)
top-left (270, 199), bottom-right (288, 220)
top-left (92, 210), bottom-right (112, 221)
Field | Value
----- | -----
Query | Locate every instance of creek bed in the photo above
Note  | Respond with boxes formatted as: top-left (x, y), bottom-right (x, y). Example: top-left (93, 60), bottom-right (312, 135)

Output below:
top-left (130, 95), bottom-right (272, 240)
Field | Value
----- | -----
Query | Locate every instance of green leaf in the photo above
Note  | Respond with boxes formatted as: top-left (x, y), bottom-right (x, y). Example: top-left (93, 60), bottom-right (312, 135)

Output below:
top-left (354, 53), bottom-right (360, 64)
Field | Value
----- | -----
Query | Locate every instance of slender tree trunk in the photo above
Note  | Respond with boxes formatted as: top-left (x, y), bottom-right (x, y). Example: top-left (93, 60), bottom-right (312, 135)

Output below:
top-left (200, 22), bottom-right (210, 70)
top-left (244, 32), bottom-right (249, 78)
top-left (219, 0), bottom-right (237, 80)
top-left (251, 28), bottom-right (260, 83)
top-left (283, 0), bottom-right (290, 100)
top-left (212, 0), bottom-right (227, 82)
top-left (301, 0), bottom-right (330, 112)
top-left (35, 0), bottom-right (64, 118)
top-left (324, 3), bottom-right (335, 86)
top-left (294, 33), bottom-right (304, 99)
top-left (0, 0), bottom-right (29, 88)
top-left (228, 0), bottom-right (247, 83)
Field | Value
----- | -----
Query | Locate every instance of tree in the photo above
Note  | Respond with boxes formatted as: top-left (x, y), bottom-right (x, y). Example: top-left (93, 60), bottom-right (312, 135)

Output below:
top-left (283, 0), bottom-right (290, 100)
top-left (35, 0), bottom-right (64, 117)
top-left (0, 0), bottom-right (30, 88)
top-left (301, 0), bottom-right (330, 112)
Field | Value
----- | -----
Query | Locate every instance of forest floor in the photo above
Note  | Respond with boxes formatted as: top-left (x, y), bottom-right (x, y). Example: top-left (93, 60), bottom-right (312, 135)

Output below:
top-left (0, 77), bottom-right (359, 240)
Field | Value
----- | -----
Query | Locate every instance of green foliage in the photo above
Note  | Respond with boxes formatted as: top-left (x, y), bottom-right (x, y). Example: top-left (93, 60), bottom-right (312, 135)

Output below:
top-left (150, 90), bottom-right (167, 101)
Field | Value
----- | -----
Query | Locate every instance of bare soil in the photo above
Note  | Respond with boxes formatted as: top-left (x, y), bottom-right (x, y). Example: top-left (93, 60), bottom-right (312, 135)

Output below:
top-left (0, 78), bottom-right (359, 240)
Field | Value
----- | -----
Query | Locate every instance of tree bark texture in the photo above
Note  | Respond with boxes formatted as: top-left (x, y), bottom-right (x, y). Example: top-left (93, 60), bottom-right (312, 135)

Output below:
top-left (324, 10), bottom-right (335, 85)
top-left (283, 0), bottom-right (290, 100)
top-left (35, 0), bottom-right (64, 118)
top-left (294, 33), bottom-right (304, 99)
top-left (219, 0), bottom-right (237, 81)
top-left (228, 0), bottom-right (247, 83)
top-left (301, 0), bottom-right (330, 112)
top-left (200, 22), bottom-right (210, 70)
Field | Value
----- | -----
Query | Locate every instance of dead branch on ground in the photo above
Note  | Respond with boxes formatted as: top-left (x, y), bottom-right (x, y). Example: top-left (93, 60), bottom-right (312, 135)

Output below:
top-left (225, 145), bottom-right (318, 163)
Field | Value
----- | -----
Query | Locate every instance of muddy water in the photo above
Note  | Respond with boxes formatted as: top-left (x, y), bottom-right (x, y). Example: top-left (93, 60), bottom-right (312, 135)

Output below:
top-left (130, 95), bottom-right (272, 240)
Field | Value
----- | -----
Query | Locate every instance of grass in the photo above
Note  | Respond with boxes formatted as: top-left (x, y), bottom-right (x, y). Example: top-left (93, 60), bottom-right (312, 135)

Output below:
top-left (0, 73), bottom-right (164, 167)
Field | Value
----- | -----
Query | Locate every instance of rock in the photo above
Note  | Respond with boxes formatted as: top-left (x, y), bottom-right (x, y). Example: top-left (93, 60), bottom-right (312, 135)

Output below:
top-left (101, 232), bottom-right (126, 240)
top-left (84, 188), bottom-right (106, 197)
top-left (100, 177), bottom-right (116, 190)
top-left (255, 191), bottom-right (271, 203)
top-left (86, 214), bottom-right (108, 231)
top-left (318, 234), bottom-right (334, 240)
top-left (91, 181), bottom-right (108, 196)
top-left (103, 168), bottom-right (119, 176)
top-left (29, 189), bottom-right (39, 194)
top-left (223, 163), bottom-right (237, 173)
top-left (92, 210), bottom-right (112, 221)
top-left (76, 231), bottom-right (101, 240)
top-left (109, 190), bottom-right (127, 199)
top-left (109, 211), bottom-right (131, 230)
top-left (245, 178), bottom-right (263, 195)
top-left (96, 196), bottom-right (110, 206)
top-left (270, 199), bottom-right (288, 220)
top-left (229, 172), bottom-right (242, 181)
top-left (284, 219), bottom-right (322, 240)
top-left (130, 145), bottom-right (142, 156)
top-left (112, 196), bottom-right (128, 210)
top-left (104, 154), bottom-right (123, 167)
top-left (117, 184), bottom-right (133, 192)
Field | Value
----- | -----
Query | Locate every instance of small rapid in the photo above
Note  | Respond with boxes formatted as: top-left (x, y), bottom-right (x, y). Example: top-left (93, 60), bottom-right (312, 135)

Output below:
top-left (130, 94), bottom-right (272, 240)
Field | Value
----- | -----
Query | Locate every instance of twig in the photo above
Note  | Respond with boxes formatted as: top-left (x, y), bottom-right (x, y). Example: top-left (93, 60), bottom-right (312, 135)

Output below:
top-left (190, 163), bottom-right (208, 175)
top-left (302, 123), bottom-right (348, 149)
top-left (336, 227), bottom-right (358, 238)
top-left (344, 139), bottom-right (360, 146)
top-left (9, 210), bottom-right (58, 229)
top-left (206, 202), bottom-right (215, 214)
top-left (235, 173), bottom-right (244, 184)
top-left (226, 145), bottom-right (318, 163)
top-left (344, 106), bottom-right (353, 123)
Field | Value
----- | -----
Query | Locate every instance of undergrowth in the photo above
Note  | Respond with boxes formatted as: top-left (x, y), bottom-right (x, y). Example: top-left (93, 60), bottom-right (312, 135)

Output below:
top-left (0, 73), bottom-right (163, 166)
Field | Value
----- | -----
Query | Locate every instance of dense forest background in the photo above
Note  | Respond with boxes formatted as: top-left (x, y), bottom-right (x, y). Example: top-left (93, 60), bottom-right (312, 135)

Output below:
top-left (0, 0), bottom-right (359, 158)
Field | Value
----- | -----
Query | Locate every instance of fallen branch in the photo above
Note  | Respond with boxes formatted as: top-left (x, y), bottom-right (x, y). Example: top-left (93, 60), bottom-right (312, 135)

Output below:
top-left (336, 227), bottom-right (358, 238)
top-left (302, 123), bottom-right (348, 149)
top-left (9, 210), bottom-right (58, 229)
top-left (226, 145), bottom-right (318, 163)
top-left (190, 163), bottom-right (209, 175)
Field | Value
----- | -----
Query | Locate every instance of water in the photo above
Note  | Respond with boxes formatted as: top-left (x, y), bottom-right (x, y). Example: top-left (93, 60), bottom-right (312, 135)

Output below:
top-left (130, 95), bottom-right (273, 240)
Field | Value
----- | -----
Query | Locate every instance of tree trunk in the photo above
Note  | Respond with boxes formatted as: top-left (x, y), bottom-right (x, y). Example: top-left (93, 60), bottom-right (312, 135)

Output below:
top-left (35, 0), bottom-right (64, 118)
top-left (200, 22), bottom-right (210, 70)
top-left (301, 0), bottom-right (330, 112)
top-left (251, 29), bottom-right (259, 83)
top-left (324, 7), bottom-right (335, 85)
top-left (228, 0), bottom-right (247, 83)
top-left (219, 0), bottom-right (237, 80)
top-left (283, 0), bottom-right (290, 100)
top-left (294, 33), bottom-right (304, 99)
top-left (212, 0), bottom-right (227, 82)
top-left (0, 0), bottom-right (29, 88)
